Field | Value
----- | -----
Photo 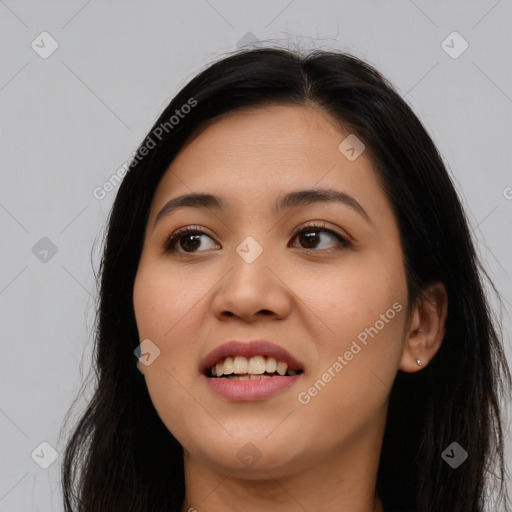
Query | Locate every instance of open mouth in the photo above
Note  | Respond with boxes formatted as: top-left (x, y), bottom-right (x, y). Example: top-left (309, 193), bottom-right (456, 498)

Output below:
top-left (206, 355), bottom-right (304, 380)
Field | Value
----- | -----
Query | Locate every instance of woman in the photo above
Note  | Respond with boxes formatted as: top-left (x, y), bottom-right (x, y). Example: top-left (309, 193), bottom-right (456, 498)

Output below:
top-left (60, 46), bottom-right (511, 512)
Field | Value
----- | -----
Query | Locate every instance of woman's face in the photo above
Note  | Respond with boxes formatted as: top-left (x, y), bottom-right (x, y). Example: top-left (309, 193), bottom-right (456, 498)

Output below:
top-left (133, 104), bottom-right (409, 476)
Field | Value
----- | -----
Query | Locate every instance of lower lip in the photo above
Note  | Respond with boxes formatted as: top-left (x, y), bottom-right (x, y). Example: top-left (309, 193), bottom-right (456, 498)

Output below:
top-left (203, 373), bottom-right (303, 401)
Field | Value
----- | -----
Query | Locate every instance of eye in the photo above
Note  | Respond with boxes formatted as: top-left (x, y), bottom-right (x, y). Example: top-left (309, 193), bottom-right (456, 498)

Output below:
top-left (164, 225), bottom-right (219, 254)
top-left (289, 222), bottom-right (350, 252)
top-left (164, 222), bottom-right (351, 255)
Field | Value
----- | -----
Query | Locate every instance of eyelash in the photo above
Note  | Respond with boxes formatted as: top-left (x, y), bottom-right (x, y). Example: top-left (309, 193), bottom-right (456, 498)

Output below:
top-left (164, 222), bottom-right (351, 255)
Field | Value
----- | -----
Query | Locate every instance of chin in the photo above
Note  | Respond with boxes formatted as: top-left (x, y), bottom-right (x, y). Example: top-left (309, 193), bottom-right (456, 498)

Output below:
top-left (181, 427), bottom-right (308, 475)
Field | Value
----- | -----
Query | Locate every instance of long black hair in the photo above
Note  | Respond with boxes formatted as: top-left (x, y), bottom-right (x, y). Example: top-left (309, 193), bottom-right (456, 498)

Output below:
top-left (60, 45), bottom-right (512, 512)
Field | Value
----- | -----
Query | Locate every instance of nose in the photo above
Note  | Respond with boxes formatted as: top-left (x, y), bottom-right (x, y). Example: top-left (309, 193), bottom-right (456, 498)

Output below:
top-left (210, 245), bottom-right (292, 323)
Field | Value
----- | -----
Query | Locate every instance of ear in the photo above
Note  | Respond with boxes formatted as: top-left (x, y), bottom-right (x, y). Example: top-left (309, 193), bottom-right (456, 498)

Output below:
top-left (399, 281), bottom-right (448, 373)
top-left (137, 359), bottom-right (145, 375)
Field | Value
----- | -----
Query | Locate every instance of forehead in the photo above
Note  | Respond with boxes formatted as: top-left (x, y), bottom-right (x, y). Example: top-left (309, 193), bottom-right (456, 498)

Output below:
top-left (149, 104), bottom-right (388, 222)
top-left (176, 103), bottom-right (353, 169)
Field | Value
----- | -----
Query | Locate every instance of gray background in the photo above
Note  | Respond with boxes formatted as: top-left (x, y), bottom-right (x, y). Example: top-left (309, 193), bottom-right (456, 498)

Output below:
top-left (0, 1), bottom-right (511, 510)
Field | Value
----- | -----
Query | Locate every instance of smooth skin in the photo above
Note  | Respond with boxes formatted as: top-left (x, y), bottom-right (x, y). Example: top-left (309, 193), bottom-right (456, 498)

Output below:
top-left (132, 104), bottom-right (448, 512)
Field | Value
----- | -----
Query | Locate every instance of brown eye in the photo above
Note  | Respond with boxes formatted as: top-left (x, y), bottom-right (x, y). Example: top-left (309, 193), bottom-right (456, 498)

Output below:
top-left (290, 224), bottom-right (350, 251)
top-left (164, 223), bottom-right (350, 255)
top-left (164, 227), bottom-right (219, 254)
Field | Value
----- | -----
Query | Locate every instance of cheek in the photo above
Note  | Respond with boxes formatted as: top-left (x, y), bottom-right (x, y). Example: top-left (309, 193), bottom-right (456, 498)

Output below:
top-left (133, 265), bottom-right (205, 386)
top-left (301, 247), bottom-right (407, 338)
top-left (297, 250), bottom-right (407, 413)
top-left (133, 264), bottom-right (205, 445)
top-left (295, 307), bottom-right (406, 445)
top-left (133, 261), bottom-right (203, 340)
top-left (132, 258), bottom-right (215, 361)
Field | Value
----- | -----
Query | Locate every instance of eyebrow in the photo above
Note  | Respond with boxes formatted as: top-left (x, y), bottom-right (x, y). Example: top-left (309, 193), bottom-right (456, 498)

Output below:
top-left (153, 188), bottom-right (374, 228)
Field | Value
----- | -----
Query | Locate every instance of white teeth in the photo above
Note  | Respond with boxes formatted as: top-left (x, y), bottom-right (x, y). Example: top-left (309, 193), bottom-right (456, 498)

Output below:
top-left (276, 361), bottom-right (288, 376)
top-left (225, 374), bottom-right (272, 380)
top-left (223, 356), bottom-right (234, 375)
top-left (266, 357), bottom-right (277, 373)
top-left (247, 355), bottom-right (265, 374)
top-left (210, 355), bottom-right (299, 377)
top-left (233, 356), bottom-right (248, 374)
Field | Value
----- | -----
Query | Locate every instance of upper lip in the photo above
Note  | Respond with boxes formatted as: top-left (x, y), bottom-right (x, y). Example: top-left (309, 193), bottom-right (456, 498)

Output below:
top-left (201, 340), bottom-right (304, 375)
